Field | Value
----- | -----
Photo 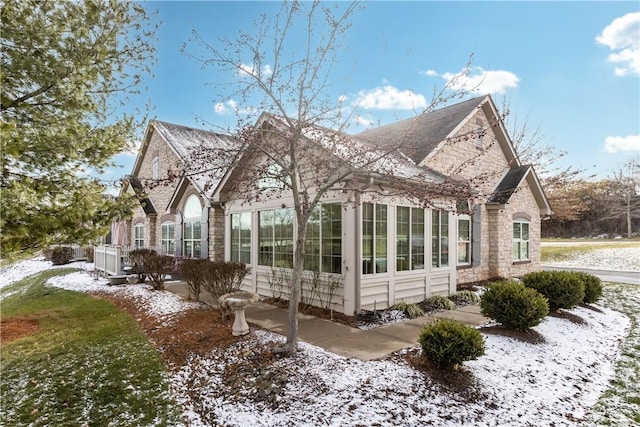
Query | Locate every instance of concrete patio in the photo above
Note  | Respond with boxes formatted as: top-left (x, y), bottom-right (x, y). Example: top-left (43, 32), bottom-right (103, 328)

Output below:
top-left (164, 281), bottom-right (490, 361)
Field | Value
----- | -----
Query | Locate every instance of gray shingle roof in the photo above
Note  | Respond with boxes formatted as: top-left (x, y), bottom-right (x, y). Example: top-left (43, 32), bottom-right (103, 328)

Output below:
top-left (128, 176), bottom-right (157, 215)
top-left (356, 96), bottom-right (487, 164)
top-left (151, 120), bottom-right (241, 198)
top-left (489, 165), bottom-right (531, 203)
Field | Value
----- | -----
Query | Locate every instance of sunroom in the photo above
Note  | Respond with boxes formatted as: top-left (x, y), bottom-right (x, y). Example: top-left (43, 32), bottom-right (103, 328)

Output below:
top-left (224, 194), bottom-right (463, 316)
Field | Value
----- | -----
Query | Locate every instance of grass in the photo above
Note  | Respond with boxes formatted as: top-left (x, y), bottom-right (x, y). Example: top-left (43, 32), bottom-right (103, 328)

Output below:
top-left (541, 240), bottom-right (640, 262)
top-left (588, 283), bottom-right (640, 425)
top-left (0, 270), bottom-right (184, 426)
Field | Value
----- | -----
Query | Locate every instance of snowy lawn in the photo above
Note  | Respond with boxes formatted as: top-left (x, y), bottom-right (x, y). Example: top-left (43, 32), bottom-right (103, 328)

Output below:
top-left (1, 252), bottom-right (638, 426)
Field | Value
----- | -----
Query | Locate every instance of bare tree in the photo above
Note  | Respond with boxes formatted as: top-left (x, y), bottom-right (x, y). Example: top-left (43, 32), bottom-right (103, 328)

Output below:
top-left (604, 156), bottom-right (640, 238)
top-left (182, 1), bottom-right (481, 354)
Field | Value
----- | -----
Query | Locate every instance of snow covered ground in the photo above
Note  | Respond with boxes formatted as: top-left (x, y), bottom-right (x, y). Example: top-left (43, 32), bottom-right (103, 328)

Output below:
top-left (1, 248), bottom-right (638, 426)
top-left (543, 246), bottom-right (640, 272)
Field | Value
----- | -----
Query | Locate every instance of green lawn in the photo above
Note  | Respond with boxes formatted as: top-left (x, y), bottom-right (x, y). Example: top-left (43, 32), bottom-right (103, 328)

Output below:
top-left (0, 270), bottom-right (184, 426)
top-left (541, 240), bottom-right (640, 262)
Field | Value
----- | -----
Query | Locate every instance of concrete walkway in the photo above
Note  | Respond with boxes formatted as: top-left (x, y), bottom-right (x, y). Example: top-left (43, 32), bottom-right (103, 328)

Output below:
top-left (165, 281), bottom-right (489, 361)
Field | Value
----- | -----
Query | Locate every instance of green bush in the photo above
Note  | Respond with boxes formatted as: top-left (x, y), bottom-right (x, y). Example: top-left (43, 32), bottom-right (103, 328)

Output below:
top-left (418, 319), bottom-right (485, 368)
top-left (201, 261), bottom-right (251, 316)
top-left (573, 272), bottom-right (603, 304)
top-left (480, 280), bottom-right (549, 331)
top-left (143, 254), bottom-right (175, 290)
top-left (449, 290), bottom-right (481, 305)
top-left (51, 246), bottom-right (74, 265)
top-left (521, 271), bottom-right (585, 311)
top-left (180, 258), bottom-right (210, 301)
top-left (424, 295), bottom-right (456, 311)
top-left (390, 301), bottom-right (425, 319)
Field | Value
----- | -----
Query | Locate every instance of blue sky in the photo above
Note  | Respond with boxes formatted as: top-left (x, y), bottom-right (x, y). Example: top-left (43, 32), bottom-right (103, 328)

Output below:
top-left (107, 1), bottom-right (640, 186)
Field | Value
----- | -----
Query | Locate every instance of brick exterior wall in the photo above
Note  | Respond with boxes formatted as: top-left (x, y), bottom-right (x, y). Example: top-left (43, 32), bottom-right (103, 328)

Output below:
top-left (424, 109), bottom-right (543, 284)
top-left (208, 205), bottom-right (225, 261)
top-left (129, 128), bottom-right (189, 250)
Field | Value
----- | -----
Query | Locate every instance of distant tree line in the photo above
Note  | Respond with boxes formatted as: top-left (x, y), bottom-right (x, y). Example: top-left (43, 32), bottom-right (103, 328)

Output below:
top-left (542, 159), bottom-right (640, 238)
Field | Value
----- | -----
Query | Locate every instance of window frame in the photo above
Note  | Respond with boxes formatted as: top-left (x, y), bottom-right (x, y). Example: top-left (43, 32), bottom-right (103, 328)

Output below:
top-left (304, 203), bottom-right (342, 274)
top-left (512, 220), bottom-right (530, 261)
top-left (160, 221), bottom-right (175, 255)
top-left (134, 223), bottom-right (144, 248)
top-left (362, 203), bottom-right (388, 275)
top-left (183, 195), bottom-right (202, 258)
top-left (258, 207), bottom-right (294, 269)
top-left (431, 210), bottom-right (450, 269)
top-left (230, 212), bottom-right (252, 264)
top-left (457, 215), bottom-right (471, 266)
top-left (396, 206), bottom-right (425, 272)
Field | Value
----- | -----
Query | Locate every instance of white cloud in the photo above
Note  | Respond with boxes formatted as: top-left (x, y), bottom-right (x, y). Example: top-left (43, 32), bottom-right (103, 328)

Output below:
top-left (442, 67), bottom-right (519, 94)
top-left (419, 69), bottom-right (439, 77)
top-left (237, 63), bottom-right (273, 77)
top-left (354, 85), bottom-right (427, 110)
top-left (596, 12), bottom-right (640, 76)
top-left (122, 139), bottom-right (142, 157)
top-left (214, 99), bottom-right (238, 115)
top-left (604, 135), bottom-right (640, 153)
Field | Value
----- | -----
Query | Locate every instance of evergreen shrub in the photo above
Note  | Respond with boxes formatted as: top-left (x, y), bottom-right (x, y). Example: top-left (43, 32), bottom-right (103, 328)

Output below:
top-left (480, 280), bottom-right (549, 331)
top-left (521, 271), bottom-right (585, 311)
top-left (418, 319), bottom-right (485, 368)
top-left (573, 272), bottom-right (603, 304)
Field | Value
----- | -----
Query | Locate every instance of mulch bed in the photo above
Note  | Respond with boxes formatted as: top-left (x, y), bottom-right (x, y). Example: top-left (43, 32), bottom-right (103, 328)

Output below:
top-left (94, 292), bottom-right (242, 368)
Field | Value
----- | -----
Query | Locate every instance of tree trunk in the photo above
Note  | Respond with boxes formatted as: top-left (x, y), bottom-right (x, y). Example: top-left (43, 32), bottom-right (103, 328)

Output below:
top-left (284, 219), bottom-right (308, 354)
top-left (626, 192), bottom-right (632, 238)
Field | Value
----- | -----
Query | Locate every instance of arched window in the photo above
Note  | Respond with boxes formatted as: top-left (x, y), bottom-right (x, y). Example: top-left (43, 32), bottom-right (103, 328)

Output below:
top-left (183, 195), bottom-right (202, 258)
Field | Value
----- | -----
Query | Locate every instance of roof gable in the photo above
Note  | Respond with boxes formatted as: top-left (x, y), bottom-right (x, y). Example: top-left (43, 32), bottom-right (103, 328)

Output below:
top-left (357, 96), bottom-right (487, 164)
top-left (127, 120), bottom-right (241, 202)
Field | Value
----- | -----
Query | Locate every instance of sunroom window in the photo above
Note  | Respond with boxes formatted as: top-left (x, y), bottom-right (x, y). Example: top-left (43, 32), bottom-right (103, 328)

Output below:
top-left (362, 203), bottom-right (387, 274)
top-left (258, 208), bottom-right (294, 268)
top-left (396, 206), bottom-right (425, 271)
top-left (231, 212), bottom-right (251, 264)
top-left (304, 203), bottom-right (342, 274)
top-left (431, 210), bottom-right (449, 268)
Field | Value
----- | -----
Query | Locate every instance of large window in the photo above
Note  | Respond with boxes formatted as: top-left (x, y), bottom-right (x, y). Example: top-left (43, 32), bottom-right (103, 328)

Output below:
top-left (513, 221), bottom-right (530, 261)
top-left (183, 195), bottom-right (202, 258)
top-left (304, 203), bottom-right (342, 274)
top-left (231, 212), bottom-right (251, 264)
top-left (134, 223), bottom-right (144, 247)
top-left (362, 203), bottom-right (387, 274)
top-left (396, 206), bottom-right (425, 271)
top-left (457, 216), bottom-right (471, 265)
top-left (258, 208), bottom-right (294, 268)
top-left (161, 222), bottom-right (175, 255)
top-left (431, 210), bottom-right (449, 268)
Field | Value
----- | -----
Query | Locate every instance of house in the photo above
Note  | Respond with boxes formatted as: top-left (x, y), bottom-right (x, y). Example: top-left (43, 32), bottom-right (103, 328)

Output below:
top-left (120, 95), bottom-right (552, 315)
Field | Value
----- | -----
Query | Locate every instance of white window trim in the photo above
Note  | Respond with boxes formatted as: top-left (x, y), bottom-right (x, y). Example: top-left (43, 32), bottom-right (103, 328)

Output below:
top-left (512, 220), bottom-right (530, 261)
top-left (160, 221), bottom-right (175, 255)
top-left (431, 210), bottom-right (450, 269)
top-left (396, 206), bottom-right (426, 272)
top-left (457, 215), bottom-right (471, 266)
top-left (134, 223), bottom-right (145, 248)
